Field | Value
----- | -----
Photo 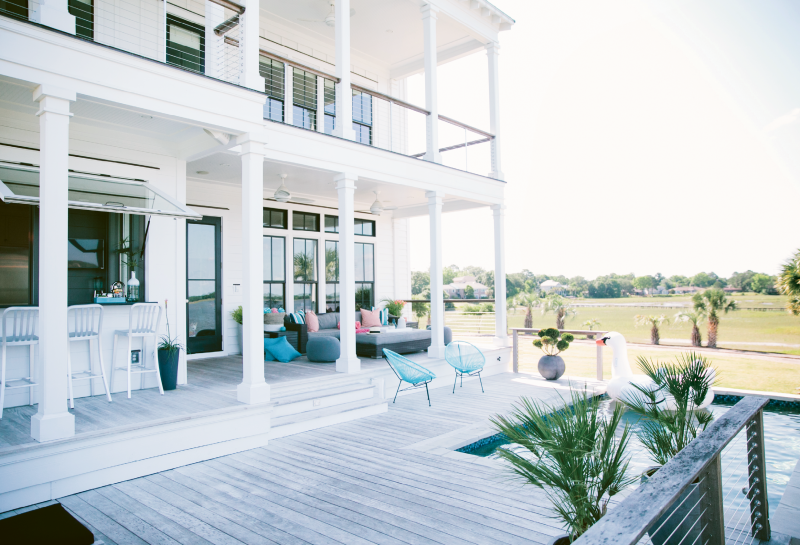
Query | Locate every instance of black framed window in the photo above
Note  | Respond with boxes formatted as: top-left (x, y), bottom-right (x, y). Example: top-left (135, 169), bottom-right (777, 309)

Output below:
top-left (187, 216), bottom-right (221, 354)
top-left (354, 242), bottom-right (374, 310)
top-left (0, 0), bottom-right (28, 21)
top-left (355, 218), bottom-right (375, 236)
top-left (293, 238), bottom-right (317, 312)
top-left (293, 68), bottom-right (317, 130)
top-left (324, 79), bottom-right (336, 135)
top-left (352, 90), bottom-right (373, 145)
top-left (0, 200), bottom-right (36, 307)
top-left (68, 0), bottom-right (93, 40)
top-left (259, 57), bottom-right (285, 122)
top-left (292, 211), bottom-right (319, 232)
top-left (325, 240), bottom-right (339, 312)
top-left (166, 15), bottom-right (204, 74)
top-left (263, 207), bottom-right (287, 229)
top-left (324, 215), bottom-right (338, 233)
top-left (263, 236), bottom-right (285, 311)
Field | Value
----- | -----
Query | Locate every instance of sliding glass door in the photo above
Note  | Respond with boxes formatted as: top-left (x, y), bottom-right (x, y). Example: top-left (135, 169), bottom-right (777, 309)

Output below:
top-left (186, 216), bottom-right (222, 354)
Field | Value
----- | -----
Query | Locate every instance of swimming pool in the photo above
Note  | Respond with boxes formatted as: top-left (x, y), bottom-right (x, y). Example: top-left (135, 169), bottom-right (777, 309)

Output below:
top-left (459, 396), bottom-right (800, 517)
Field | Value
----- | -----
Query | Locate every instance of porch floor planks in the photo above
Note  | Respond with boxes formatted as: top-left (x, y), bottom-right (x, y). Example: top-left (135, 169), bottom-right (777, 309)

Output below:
top-left (54, 371), bottom-right (583, 544)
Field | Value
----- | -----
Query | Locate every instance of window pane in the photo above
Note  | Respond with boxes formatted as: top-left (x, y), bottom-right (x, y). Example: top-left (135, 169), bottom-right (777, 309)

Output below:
top-left (364, 243), bottom-right (374, 281)
top-left (293, 239), bottom-right (317, 281)
top-left (352, 91), bottom-right (372, 125)
top-left (326, 284), bottom-right (339, 312)
top-left (305, 214), bottom-right (316, 231)
top-left (293, 68), bottom-right (317, 111)
top-left (0, 202), bottom-right (31, 305)
top-left (264, 98), bottom-right (283, 122)
top-left (188, 223), bottom-right (215, 279)
top-left (324, 79), bottom-right (336, 115)
top-left (354, 243), bottom-right (364, 282)
top-left (324, 114), bottom-right (335, 135)
top-left (355, 283), bottom-right (372, 311)
top-left (361, 220), bottom-right (374, 236)
top-left (272, 237), bottom-right (285, 281)
top-left (325, 215), bottom-right (338, 233)
top-left (294, 283), bottom-right (316, 312)
top-left (170, 24), bottom-right (200, 49)
top-left (325, 240), bottom-right (338, 282)
top-left (354, 219), bottom-right (362, 236)
top-left (293, 106), bottom-right (316, 130)
top-left (188, 280), bottom-right (216, 338)
top-left (260, 58), bottom-right (285, 101)
top-left (263, 283), bottom-right (284, 311)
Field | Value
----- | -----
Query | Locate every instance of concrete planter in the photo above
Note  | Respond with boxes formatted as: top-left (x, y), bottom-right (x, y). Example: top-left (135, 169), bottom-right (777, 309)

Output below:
top-left (538, 355), bottom-right (565, 380)
top-left (642, 467), bottom-right (702, 545)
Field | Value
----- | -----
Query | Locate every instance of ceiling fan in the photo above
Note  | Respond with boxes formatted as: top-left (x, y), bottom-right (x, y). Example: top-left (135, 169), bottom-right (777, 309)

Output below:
top-left (298, 0), bottom-right (355, 27)
top-left (268, 174), bottom-right (314, 204)
top-left (358, 191), bottom-right (397, 216)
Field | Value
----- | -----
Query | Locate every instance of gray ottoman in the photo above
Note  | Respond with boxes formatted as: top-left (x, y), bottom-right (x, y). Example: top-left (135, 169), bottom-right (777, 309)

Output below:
top-left (307, 336), bottom-right (340, 362)
top-left (427, 325), bottom-right (453, 345)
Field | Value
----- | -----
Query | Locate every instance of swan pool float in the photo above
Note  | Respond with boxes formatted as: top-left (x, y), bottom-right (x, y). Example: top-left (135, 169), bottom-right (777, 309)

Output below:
top-left (596, 331), bottom-right (715, 411)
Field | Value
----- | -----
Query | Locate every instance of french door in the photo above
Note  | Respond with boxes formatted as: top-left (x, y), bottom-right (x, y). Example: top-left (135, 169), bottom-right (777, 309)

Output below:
top-left (186, 216), bottom-right (222, 354)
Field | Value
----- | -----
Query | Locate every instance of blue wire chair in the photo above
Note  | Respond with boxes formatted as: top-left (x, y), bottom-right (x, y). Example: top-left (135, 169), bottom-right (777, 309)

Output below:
top-left (444, 341), bottom-right (486, 394)
top-left (382, 348), bottom-right (436, 406)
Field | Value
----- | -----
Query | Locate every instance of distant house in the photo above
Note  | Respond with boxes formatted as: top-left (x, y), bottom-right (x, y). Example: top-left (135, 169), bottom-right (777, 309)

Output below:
top-left (540, 280), bottom-right (567, 295)
top-left (444, 275), bottom-right (489, 299)
top-left (672, 286), bottom-right (702, 294)
top-left (723, 287), bottom-right (742, 293)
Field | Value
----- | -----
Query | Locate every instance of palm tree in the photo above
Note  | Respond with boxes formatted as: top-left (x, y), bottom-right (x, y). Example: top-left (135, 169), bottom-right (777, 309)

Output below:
top-left (674, 310), bottom-right (705, 347)
top-left (515, 292), bottom-right (540, 329)
top-left (635, 314), bottom-right (668, 345)
top-left (692, 289), bottom-right (736, 349)
top-left (582, 319), bottom-right (600, 331)
top-left (541, 294), bottom-right (576, 329)
top-left (776, 248), bottom-right (800, 315)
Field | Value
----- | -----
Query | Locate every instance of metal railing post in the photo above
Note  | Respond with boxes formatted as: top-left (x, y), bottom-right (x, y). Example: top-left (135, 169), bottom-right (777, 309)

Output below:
top-left (701, 454), bottom-right (726, 545)
top-left (747, 410), bottom-right (771, 541)
top-left (513, 329), bottom-right (518, 373)
top-left (596, 343), bottom-right (603, 381)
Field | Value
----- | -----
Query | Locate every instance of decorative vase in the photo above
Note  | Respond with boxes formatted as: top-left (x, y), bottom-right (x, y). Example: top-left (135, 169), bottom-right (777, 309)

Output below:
top-left (642, 467), bottom-right (702, 545)
top-left (157, 348), bottom-right (180, 390)
top-left (127, 271), bottom-right (139, 302)
top-left (538, 355), bottom-right (565, 380)
top-left (397, 317), bottom-right (406, 329)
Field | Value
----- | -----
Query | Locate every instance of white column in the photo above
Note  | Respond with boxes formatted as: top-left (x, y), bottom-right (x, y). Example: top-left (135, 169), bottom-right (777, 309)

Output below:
top-left (316, 75), bottom-right (325, 133)
top-left (31, 85), bottom-right (75, 442)
top-left (335, 173), bottom-right (360, 373)
top-left (332, 0), bottom-right (355, 140)
top-left (486, 42), bottom-right (504, 180)
top-left (31, 0), bottom-right (75, 34)
top-left (492, 204), bottom-right (509, 346)
top-left (176, 158), bottom-right (188, 384)
top-left (204, 0), bottom-right (224, 79)
top-left (421, 4), bottom-right (440, 163)
top-left (239, 0), bottom-right (264, 91)
top-left (318, 230), bottom-right (327, 313)
top-left (284, 215), bottom-right (294, 313)
top-left (237, 134), bottom-right (270, 404)
top-left (427, 191), bottom-right (445, 358)
top-left (284, 63), bottom-right (294, 126)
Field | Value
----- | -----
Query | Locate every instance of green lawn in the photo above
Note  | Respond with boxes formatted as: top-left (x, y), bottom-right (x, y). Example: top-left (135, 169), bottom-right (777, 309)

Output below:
top-left (511, 341), bottom-right (800, 395)
top-left (501, 294), bottom-right (800, 355)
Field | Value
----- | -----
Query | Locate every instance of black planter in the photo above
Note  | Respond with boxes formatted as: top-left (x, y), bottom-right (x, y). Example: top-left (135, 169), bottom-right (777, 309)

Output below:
top-left (547, 535), bottom-right (570, 545)
top-left (538, 355), bottom-right (566, 380)
top-left (158, 349), bottom-right (180, 391)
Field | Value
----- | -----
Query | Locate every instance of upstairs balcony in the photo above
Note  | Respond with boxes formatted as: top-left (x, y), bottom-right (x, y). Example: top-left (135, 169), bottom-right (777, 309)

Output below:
top-left (0, 0), bottom-right (513, 179)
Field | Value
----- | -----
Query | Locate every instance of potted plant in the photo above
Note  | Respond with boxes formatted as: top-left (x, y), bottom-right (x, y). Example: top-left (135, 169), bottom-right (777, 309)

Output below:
top-left (157, 299), bottom-right (184, 391)
top-left (491, 390), bottom-right (636, 544)
top-left (533, 328), bottom-right (574, 380)
top-left (231, 306), bottom-right (243, 354)
top-left (622, 353), bottom-right (716, 545)
top-left (381, 298), bottom-right (406, 325)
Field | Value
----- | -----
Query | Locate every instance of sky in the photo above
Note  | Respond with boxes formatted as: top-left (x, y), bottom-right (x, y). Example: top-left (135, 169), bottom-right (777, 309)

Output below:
top-left (405, 0), bottom-right (800, 280)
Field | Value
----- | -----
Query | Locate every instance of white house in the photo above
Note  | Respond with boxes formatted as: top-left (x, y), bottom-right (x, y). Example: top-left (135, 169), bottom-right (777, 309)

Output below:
top-left (540, 279), bottom-right (566, 294)
top-left (0, 0), bottom-right (515, 511)
top-left (444, 275), bottom-right (488, 299)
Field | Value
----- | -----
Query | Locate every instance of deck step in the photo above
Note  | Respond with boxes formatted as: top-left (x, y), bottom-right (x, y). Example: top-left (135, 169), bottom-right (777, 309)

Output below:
top-left (270, 397), bottom-right (388, 439)
top-left (271, 383), bottom-right (377, 417)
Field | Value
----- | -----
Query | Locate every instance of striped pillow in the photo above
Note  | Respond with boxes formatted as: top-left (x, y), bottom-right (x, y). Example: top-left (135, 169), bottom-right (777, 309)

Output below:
top-left (377, 308), bottom-right (389, 325)
top-left (288, 310), bottom-right (306, 324)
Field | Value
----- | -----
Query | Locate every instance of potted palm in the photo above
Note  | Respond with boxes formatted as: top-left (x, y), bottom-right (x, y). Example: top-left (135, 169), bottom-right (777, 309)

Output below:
top-left (158, 299), bottom-right (184, 390)
top-left (491, 390), bottom-right (635, 544)
top-left (622, 353), bottom-right (716, 545)
top-left (533, 328), bottom-right (574, 380)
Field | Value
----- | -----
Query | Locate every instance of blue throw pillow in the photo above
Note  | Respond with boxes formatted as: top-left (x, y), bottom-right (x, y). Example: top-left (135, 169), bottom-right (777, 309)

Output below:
top-left (265, 336), bottom-right (301, 363)
top-left (263, 338), bottom-right (277, 361)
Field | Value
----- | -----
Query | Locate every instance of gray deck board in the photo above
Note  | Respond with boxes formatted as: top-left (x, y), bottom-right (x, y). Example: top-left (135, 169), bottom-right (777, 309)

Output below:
top-left (49, 369), bottom-right (586, 544)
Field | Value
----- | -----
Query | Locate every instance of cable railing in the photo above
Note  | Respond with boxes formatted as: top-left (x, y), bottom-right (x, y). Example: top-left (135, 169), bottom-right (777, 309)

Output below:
top-left (351, 84), bottom-right (428, 157)
top-left (437, 116), bottom-right (494, 177)
top-left (574, 395), bottom-right (771, 545)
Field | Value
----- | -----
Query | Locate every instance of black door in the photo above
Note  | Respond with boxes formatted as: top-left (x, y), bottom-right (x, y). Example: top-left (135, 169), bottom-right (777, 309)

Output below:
top-left (187, 216), bottom-right (222, 354)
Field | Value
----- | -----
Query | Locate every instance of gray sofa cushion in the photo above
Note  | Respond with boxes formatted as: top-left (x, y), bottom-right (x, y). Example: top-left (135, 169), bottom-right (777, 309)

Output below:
top-left (354, 329), bottom-right (431, 346)
top-left (317, 312), bottom-right (338, 330)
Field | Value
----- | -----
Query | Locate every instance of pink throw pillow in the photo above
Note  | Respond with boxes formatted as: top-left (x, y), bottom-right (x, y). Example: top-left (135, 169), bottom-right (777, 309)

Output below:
top-left (305, 310), bottom-right (319, 333)
top-left (360, 308), bottom-right (381, 328)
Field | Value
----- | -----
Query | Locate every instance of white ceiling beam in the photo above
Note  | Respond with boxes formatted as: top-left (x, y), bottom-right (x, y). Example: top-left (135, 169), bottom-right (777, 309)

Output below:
top-left (390, 38), bottom-right (484, 80)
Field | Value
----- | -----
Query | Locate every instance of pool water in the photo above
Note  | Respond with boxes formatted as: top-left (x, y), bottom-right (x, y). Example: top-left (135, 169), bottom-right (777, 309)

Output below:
top-left (462, 398), bottom-right (800, 517)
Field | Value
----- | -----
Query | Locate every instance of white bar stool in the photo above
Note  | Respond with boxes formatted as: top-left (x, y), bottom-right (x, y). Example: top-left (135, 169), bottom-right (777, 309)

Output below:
top-left (67, 304), bottom-right (112, 408)
top-left (111, 303), bottom-right (164, 398)
top-left (0, 307), bottom-right (39, 419)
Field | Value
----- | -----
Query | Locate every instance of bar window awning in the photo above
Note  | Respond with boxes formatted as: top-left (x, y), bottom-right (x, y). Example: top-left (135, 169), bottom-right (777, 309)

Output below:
top-left (0, 165), bottom-right (201, 219)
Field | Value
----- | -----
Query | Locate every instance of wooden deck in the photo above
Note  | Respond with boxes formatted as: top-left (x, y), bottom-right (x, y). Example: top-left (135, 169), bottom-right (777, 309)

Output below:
top-left (40, 372), bottom-right (602, 545)
top-left (0, 355), bottom-right (386, 449)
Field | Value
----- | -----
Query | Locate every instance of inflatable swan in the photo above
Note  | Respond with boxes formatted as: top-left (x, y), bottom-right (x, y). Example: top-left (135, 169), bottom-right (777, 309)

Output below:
top-left (597, 331), bottom-right (715, 411)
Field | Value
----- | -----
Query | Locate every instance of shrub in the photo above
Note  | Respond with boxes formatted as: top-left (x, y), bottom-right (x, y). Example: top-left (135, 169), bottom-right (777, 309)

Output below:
top-left (533, 328), bottom-right (574, 356)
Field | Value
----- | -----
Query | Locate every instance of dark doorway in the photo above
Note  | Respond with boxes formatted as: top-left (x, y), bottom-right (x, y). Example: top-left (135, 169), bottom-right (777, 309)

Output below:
top-left (186, 216), bottom-right (222, 354)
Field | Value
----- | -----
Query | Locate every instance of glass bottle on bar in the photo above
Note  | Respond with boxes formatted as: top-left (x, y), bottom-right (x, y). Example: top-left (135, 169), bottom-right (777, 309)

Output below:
top-left (127, 271), bottom-right (140, 302)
